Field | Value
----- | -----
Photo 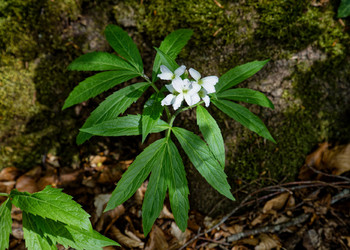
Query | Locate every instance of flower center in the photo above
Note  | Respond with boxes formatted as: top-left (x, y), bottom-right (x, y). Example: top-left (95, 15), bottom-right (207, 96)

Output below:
top-left (183, 89), bottom-right (188, 94)
top-left (198, 79), bottom-right (203, 85)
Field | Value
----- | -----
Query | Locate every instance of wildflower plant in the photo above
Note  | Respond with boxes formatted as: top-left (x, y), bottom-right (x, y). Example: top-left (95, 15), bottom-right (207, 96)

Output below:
top-left (62, 25), bottom-right (275, 236)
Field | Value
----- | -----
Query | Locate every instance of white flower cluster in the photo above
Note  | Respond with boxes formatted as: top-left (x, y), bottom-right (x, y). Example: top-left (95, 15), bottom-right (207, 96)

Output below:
top-left (158, 65), bottom-right (218, 110)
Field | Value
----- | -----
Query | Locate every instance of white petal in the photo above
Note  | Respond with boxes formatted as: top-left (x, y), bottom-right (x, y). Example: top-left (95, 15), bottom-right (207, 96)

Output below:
top-left (172, 77), bottom-right (184, 93)
top-left (184, 94), bottom-right (192, 106)
top-left (174, 65), bottom-right (186, 77)
top-left (202, 76), bottom-right (219, 85)
top-left (202, 81), bottom-right (216, 94)
top-left (189, 68), bottom-right (201, 81)
top-left (191, 93), bottom-right (200, 105)
top-left (160, 65), bottom-right (172, 74)
top-left (173, 94), bottom-right (184, 110)
top-left (165, 84), bottom-right (174, 93)
top-left (202, 95), bottom-right (210, 107)
top-left (188, 82), bottom-right (201, 95)
top-left (158, 72), bottom-right (173, 80)
top-left (161, 94), bottom-right (175, 106)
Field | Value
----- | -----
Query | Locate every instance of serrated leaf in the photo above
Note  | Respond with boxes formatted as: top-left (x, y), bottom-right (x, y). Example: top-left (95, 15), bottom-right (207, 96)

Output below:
top-left (62, 70), bottom-right (139, 110)
top-left (67, 52), bottom-right (137, 72)
top-left (172, 127), bottom-right (234, 201)
top-left (154, 47), bottom-right (179, 72)
top-left (26, 213), bottom-right (119, 250)
top-left (197, 105), bottom-right (225, 168)
top-left (105, 24), bottom-right (143, 73)
top-left (105, 138), bottom-right (167, 212)
top-left (338, 0), bottom-right (350, 18)
top-left (216, 60), bottom-right (269, 93)
top-left (217, 88), bottom-right (274, 109)
top-left (212, 99), bottom-right (275, 143)
top-left (80, 114), bottom-right (169, 136)
top-left (77, 82), bottom-right (150, 144)
top-left (11, 186), bottom-right (91, 231)
top-left (141, 92), bottom-right (165, 143)
top-left (22, 212), bottom-right (56, 250)
top-left (165, 139), bottom-right (189, 231)
top-left (152, 29), bottom-right (193, 82)
top-left (0, 199), bottom-right (12, 250)
top-left (142, 149), bottom-right (167, 236)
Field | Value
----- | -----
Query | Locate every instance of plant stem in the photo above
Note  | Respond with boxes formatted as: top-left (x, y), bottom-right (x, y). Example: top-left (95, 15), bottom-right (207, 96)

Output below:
top-left (0, 193), bottom-right (9, 197)
top-left (166, 101), bottom-right (204, 139)
top-left (142, 74), bottom-right (171, 120)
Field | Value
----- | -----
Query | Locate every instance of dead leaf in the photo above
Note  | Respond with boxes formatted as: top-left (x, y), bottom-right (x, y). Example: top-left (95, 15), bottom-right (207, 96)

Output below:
top-left (98, 204), bottom-right (125, 232)
top-left (109, 226), bottom-right (144, 248)
top-left (322, 144), bottom-right (350, 176)
top-left (251, 213), bottom-right (269, 227)
top-left (12, 220), bottom-right (24, 239)
top-left (94, 194), bottom-right (112, 218)
top-left (145, 225), bottom-right (168, 250)
top-left (255, 234), bottom-right (281, 250)
top-left (89, 155), bottom-right (107, 168)
top-left (226, 224), bottom-right (244, 234)
top-left (134, 181), bottom-right (147, 205)
top-left (159, 205), bottom-right (174, 219)
top-left (97, 166), bottom-right (122, 184)
top-left (263, 192), bottom-right (290, 214)
top-left (15, 166), bottom-right (42, 193)
top-left (303, 229), bottom-right (321, 250)
top-left (58, 168), bottom-right (82, 186)
top-left (170, 222), bottom-right (191, 245)
top-left (299, 142), bottom-right (329, 180)
top-left (231, 245), bottom-right (249, 250)
top-left (0, 167), bottom-right (21, 181)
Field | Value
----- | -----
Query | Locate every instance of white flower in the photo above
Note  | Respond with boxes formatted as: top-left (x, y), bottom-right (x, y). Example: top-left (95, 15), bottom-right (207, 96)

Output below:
top-left (189, 68), bottom-right (218, 94)
top-left (161, 78), bottom-right (201, 110)
top-left (161, 84), bottom-right (176, 106)
top-left (198, 88), bottom-right (211, 107)
top-left (158, 65), bottom-right (186, 80)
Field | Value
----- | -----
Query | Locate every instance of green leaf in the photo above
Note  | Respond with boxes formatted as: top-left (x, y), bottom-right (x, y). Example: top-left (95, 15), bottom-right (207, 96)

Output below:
top-left (172, 127), bottom-right (234, 201)
top-left (152, 29), bottom-right (193, 82)
top-left (67, 52), bottom-right (137, 72)
top-left (62, 70), bottom-right (139, 110)
top-left (216, 88), bottom-right (274, 109)
top-left (105, 138), bottom-right (167, 212)
top-left (77, 82), bottom-right (150, 144)
top-left (154, 47), bottom-right (179, 72)
top-left (141, 92), bottom-right (165, 143)
top-left (165, 139), bottom-right (189, 231)
top-left (25, 213), bottom-right (119, 249)
top-left (0, 199), bottom-right (12, 250)
top-left (212, 99), bottom-right (275, 143)
top-left (142, 149), bottom-right (167, 236)
top-left (105, 24), bottom-right (143, 73)
top-left (11, 186), bottom-right (91, 231)
top-left (216, 60), bottom-right (269, 93)
top-left (338, 0), bottom-right (350, 18)
top-left (196, 105), bottom-right (225, 168)
top-left (22, 212), bottom-right (56, 250)
top-left (80, 115), bottom-right (169, 136)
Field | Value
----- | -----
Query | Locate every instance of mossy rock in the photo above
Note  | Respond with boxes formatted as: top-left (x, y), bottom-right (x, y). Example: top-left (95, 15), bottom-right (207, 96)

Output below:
top-left (1, 0), bottom-right (350, 215)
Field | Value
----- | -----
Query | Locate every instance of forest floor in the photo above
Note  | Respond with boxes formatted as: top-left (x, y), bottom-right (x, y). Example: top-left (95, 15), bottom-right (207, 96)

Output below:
top-left (1, 142), bottom-right (350, 250)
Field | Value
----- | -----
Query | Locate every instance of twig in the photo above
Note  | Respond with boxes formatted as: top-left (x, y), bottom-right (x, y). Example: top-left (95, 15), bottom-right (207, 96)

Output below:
top-left (306, 164), bottom-right (350, 183)
top-left (331, 189), bottom-right (350, 204)
top-left (179, 195), bottom-right (251, 250)
top-left (227, 213), bottom-right (311, 242)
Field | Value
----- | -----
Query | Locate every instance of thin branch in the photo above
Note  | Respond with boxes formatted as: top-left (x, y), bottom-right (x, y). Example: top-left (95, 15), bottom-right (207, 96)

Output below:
top-left (226, 213), bottom-right (311, 242)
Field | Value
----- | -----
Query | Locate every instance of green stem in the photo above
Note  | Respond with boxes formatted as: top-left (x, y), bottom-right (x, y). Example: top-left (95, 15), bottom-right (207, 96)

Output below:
top-left (166, 101), bottom-right (204, 139)
top-left (0, 193), bottom-right (9, 197)
top-left (142, 73), bottom-right (171, 120)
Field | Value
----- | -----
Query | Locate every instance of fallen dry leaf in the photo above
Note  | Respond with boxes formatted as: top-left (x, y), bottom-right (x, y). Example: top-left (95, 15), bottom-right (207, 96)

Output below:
top-left (255, 234), bottom-right (281, 250)
top-left (322, 144), bottom-right (350, 176)
top-left (170, 222), bottom-right (191, 245)
top-left (94, 194), bottom-right (112, 218)
top-left (15, 166), bottom-right (42, 193)
top-left (263, 192), bottom-right (290, 214)
top-left (0, 167), bottom-right (21, 181)
top-left (90, 155), bottom-right (107, 167)
top-left (159, 205), bottom-right (174, 219)
top-left (109, 226), bottom-right (144, 248)
top-left (145, 225), bottom-right (168, 250)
